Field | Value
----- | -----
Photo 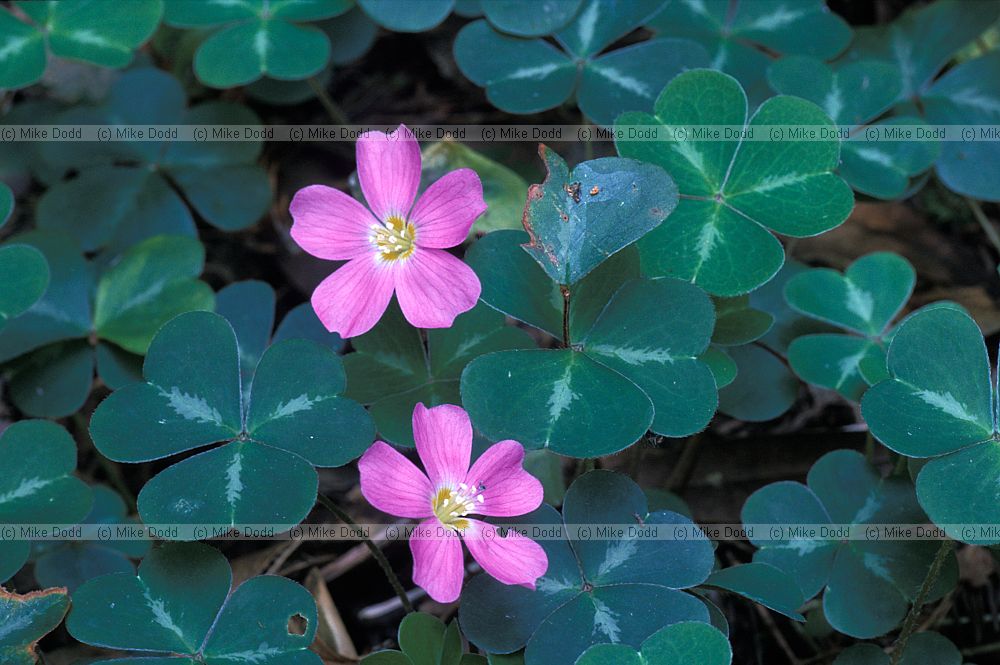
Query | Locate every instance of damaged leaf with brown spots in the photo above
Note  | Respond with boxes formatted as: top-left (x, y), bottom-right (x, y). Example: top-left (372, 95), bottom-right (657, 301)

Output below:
top-left (0, 586), bottom-right (70, 665)
top-left (520, 144), bottom-right (678, 285)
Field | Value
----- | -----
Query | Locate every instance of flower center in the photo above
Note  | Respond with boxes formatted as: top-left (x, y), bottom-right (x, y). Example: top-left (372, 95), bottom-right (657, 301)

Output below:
top-left (431, 482), bottom-right (485, 529)
top-left (372, 215), bottom-right (416, 261)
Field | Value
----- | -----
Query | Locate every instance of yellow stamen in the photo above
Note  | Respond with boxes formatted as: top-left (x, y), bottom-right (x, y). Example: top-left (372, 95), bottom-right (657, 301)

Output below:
top-left (372, 215), bottom-right (416, 261)
top-left (431, 484), bottom-right (484, 531)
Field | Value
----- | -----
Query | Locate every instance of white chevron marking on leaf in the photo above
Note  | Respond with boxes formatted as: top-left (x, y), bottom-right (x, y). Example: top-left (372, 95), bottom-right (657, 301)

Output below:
top-left (159, 387), bottom-right (224, 425)
top-left (0, 477), bottom-right (53, 504)
top-left (915, 389), bottom-right (981, 424)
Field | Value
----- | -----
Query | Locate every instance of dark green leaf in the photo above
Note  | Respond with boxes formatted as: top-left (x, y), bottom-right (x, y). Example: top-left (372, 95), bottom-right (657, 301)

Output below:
top-left (617, 69), bottom-right (853, 296)
top-left (460, 472), bottom-right (714, 665)
top-left (0, 420), bottom-right (93, 581)
top-left (67, 542), bottom-right (321, 663)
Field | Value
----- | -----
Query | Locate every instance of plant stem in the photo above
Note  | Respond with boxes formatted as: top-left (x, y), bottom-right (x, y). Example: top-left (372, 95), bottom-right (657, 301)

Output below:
top-left (864, 430), bottom-right (875, 462)
top-left (893, 453), bottom-right (909, 477)
top-left (888, 538), bottom-right (955, 665)
top-left (963, 639), bottom-right (1000, 658)
top-left (966, 196), bottom-right (1000, 270)
top-left (666, 433), bottom-right (702, 492)
top-left (560, 285), bottom-right (571, 347)
top-left (316, 493), bottom-right (414, 613)
top-left (308, 77), bottom-right (350, 125)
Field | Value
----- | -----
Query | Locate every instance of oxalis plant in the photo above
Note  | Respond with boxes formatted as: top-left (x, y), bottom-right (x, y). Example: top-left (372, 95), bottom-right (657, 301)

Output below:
top-left (1, 1), bottom-right (1000, 664)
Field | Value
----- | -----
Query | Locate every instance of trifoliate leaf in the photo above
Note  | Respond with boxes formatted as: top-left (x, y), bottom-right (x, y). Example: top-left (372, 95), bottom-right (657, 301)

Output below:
top-left (89, 311), bottom-right (373, 530)
top-left (67, 542), bottom-right (321, 664)
top-left (454, 1), bottom-right (708, 125)
top-left (616, 69), bottom-right (854, 296)
top-left (647, 0), bottom-right (852, 103)
top-left (742, 450), bottom-right (958, 638)
top-left (37, 69), bottom-right (270, 240)
top-left (784, 252), bottom-right (914, 400)
top-left (861, 307), bottom-right (1000, 543)
top-left (460, 471), bottom-right (714, 665)
top-left (767, 56), bottom-right (938, 199)
top-left (0, 0), bottom-right (162, 89)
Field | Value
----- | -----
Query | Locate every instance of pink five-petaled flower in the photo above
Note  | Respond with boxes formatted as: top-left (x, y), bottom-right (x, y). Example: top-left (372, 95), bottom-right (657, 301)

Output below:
top-left (289, 124), bottom-right (486, 338)
top-left (358, 403), bottom-right (548, 603)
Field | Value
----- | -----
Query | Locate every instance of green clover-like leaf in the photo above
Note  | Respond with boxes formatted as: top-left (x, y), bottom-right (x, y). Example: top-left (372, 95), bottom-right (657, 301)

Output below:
top-left (575, 621), bottom-right (732, 665)
top-left (922, 51), bottom-right (1000, 201)
top-left (711, 296), bottom-right (773, 347)
top-left (215, 280), bottom-right (345, 406)
top-left (846, 0), bottom-right (998, 104)
top-left (32, 484), bottom-right (150, 593)
top-left (359, 0), bottom-right (454, 31)
top-left (703, 562), bottom-right (804, 621)
top-left (363, 612), bottom-right (488, 665)
top-left (246, 5), bottom-right (379, 104)
top-left (832, 631), bottom-right (960, 665)
top-left (717, 344), bottom-right (798, 422)
top-left (466, 230), bottom-right (641, 342)
top-left (463, 235), bottom-right (717, 456)
top-left (89, 310), bottom-right (373, 530)
top-left (845, 0), bottom-right (1000, 200)
top-left (860, 306), bottom-right (1000, 543)
top-left (37, 68), bottom-right (270, 242)
top-left (1, 179), bottom-right (49, 332)
top-left (163, 0), bottom-right (351, 87)
top-left (0, 420), bottom-right (93, 582)
top-left (345, 301), bottom-right (533, 446)
top-left (520, 146), bottom-right (678, 285)
top-left (460, 471), bottom-right (715, 665)
top-left (748, 260), bottom-right (839, 356)
top-left (0, 233), bottom-right (214, 418)
top-left (646, 0), bottom-right (851, 103)
top-left (702, 295), bottom-right (774, 389)
top-left (616, 69), bottom-right (854, 296)
top-left (0, 245), bottom-right (48, 332)
top-left (421, 140), bottom-right (529, 237)
top-left (478, 0), bottom-right (581, 37)
top-left (784, 252), bottom-right (915, 400)
top-left (742, 449), bottom-right (958, 638)
top-left (454, 1), bottom-right (708, 125)
top-left (67, 541), bottom-right (321, 664)
top-left (0, 0), bottom-right (162, 90)
top-left (767, 56), bottom-right (939, 199)
top-left (0, 586), bottom-right (70, 665)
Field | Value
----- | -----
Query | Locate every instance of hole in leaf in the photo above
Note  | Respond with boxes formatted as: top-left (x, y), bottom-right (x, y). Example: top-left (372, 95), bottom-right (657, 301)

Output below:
top-left (287, 613), bottom-right (308, 636)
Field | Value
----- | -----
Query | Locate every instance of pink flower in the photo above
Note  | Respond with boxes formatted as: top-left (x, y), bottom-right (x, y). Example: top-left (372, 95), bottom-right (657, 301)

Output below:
top-left (289, 124), bottom-right (485, 338)
top-left (358, 403), bottom-right (548, 603)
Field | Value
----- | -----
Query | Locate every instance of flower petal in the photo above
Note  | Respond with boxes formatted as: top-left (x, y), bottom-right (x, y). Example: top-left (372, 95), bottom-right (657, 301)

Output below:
top-left (395, 248), bottom-right (481, 329)
top-left (412, 403), bottom-right (472, 488)
top-left (311, 256), bottom-right (396, 338)
top-left (409, 168), bottom-right (487, 248)
top-left (357, 124), bottom-right (421, 221)
top-left (465, 440), bottom-right (543, 517)
top-left (358, 441), bottom-right (433, 518)
top-left (411, 518), bottom-right (466, 603)
top-left (464, 519), bottom-right (548, 588)
top-left (289, 184), bottom-right (378, 260)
